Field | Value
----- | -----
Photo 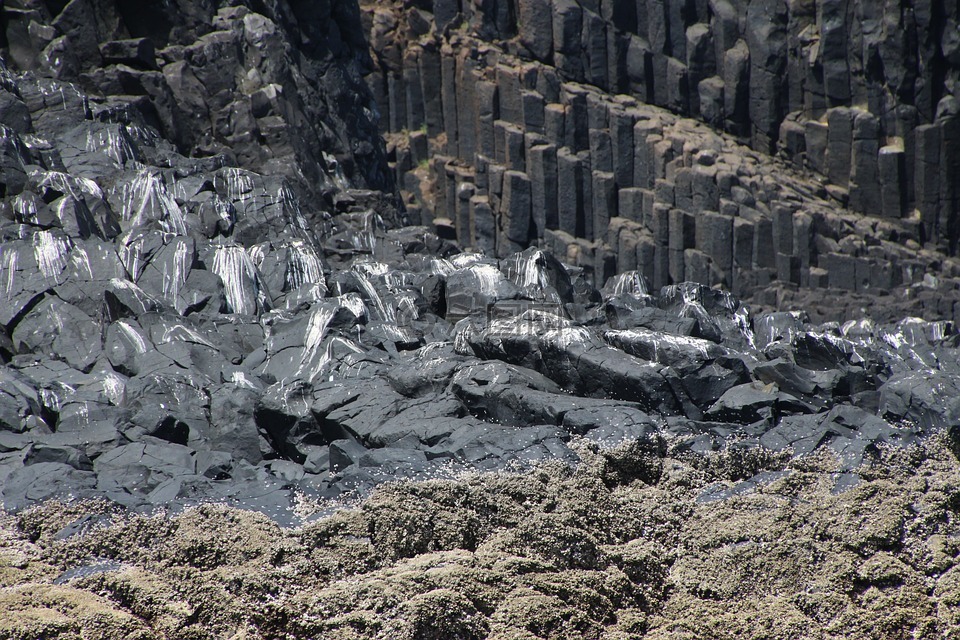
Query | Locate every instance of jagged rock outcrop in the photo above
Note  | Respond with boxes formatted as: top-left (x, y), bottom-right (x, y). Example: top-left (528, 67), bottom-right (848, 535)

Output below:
top-left (2, 0), bottom-right (394, 199)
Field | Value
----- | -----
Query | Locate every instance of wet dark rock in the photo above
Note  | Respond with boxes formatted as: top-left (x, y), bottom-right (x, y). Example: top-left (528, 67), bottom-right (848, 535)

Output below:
top-left (604, 294), bottom-right (698, 335)
top-left (210, 383), bottom-right (267, 464)
top-left (880, 371), bottom-right (960, 431)
top-left (604, 328), bottom-right (728, 373)
top-left (426, 422), bottom-right (577, 469)
top-left (680, 359), bottom-right (752, 409)
top-left (99, 39), bottom-right (157, 70)
top-left (753, 359), bottom-right (843, 403)
top-left (462, 315), bottom-right (687, 414)
top-left (255, 381), bottom-right (322, 462)
top-left (0, 368), bottom-right (47, 432)
top-left (563, 405), bottom-right (659, 438)
top-left (366, 393), bottom-right (464, 446)
top-left (385, 344), bottom-right (467, 397)
top-left (445, 260), bottom-right (520, 319)
top-left (707, 383), bottom-right (800, 424)
top-left (501, 247), bottom-right (575, 303)
top-left (452, 360), bottom-right (561, 408)
top-left (329, 437), bottom-right (369, 473)
top-left (11, 297), bottom-right (102, 371)
top-left (1, 462), bottom-right (97, 512)
top-left (657, 283), bottom-right (752, 347)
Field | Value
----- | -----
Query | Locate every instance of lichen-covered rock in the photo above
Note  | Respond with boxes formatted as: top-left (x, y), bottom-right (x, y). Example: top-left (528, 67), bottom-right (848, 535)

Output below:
top-left (2, 437), bottom-right (960, 638)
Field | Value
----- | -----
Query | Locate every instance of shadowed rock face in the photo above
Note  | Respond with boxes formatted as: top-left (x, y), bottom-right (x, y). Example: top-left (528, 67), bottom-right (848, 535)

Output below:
top-left (1, 0), bottom-right (393, 199)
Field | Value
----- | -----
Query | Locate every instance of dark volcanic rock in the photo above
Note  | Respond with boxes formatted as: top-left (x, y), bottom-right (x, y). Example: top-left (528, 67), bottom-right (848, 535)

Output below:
top-left (366, 0), bottom-right (960, 326)
top-left (0, 0), bottom-right (959, 525)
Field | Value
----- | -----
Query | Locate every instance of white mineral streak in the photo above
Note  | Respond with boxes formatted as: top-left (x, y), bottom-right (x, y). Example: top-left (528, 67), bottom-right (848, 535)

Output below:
top-left (161, 239), bottom-right (191, 299)
top-left (119, 235), bottom-right (146, 282)
top-left (108, 278), bottom-right (154, 312)
top-left (382, 270), bottom-right (413, 291)
top-left (48, 303), bottom-right (64, 332)
top-left (278, 184), bottom-right (311, 235)
top-left (607, 328), bottom-right (715, 361)
top-left (418, 341), bottom-right (452, 358)
top-left (429, 258), bottom-right (456, 276)
top-left (33, 230), bottom-right (72, 279)
top-left (468, 263), bottom-right (503, 296)
top-left (338, 293), bottom-right (367, 320)
top-left (297, 304), bottom-right (338, 379)
top-left (12, 193), bottom-right (38, 223)
top-left (929, 322), bottom-right (947, 342)
top-left (223, 168), bottom-right (256, 202)
top-left (119, 170), bottom-right (187, 234)
top-left (756, 311), bottom-right (805, 347)
top-left (215, 196), bottom-right (234, 223)
top-left (605, 271), bottom-right (648, 296)
top-left (117, 320), bottom-right (150, 354)
top-left (38, 171), bottom-right (103, 199)
top-left (37, 80), bottom-right (84, 111)
top-left (676, 285), bottom-right (702, 319)
top-left (452, 318), bottom-right (478, 356)
top-left (246, 244), bottom-right (268, 266)
top-left (212, 245), bottom-right (264, 315)
top-left (102, 373), bottom-right (126, 405)
top-left (229, 371), bottom-right (259, 390)
top-left (352, 266), bottom-right (393, 321)
top-left (160, 323), bottom-right (216, 349)
top-left (396, 293), bottom-right (419, 323)
top-left (39, 388), bottom-right (62, 411)
top-left (512, 250), bottom-right (547, 289)
top-left (56, 197), bottom-right (74, 224)
top-left (841, 318), bottom-right (876, 339)
top-left (541, 325), bottom-right (591, 350)
top-left (883, 328), bottom-right (906, 350)
top-left (483, 307), bottom-right (575, 344)
top-left (126, 123), bottom-right (159, 146)
top-left (2, 246), bottom-right (18, 296)
top-left (85, 126), bottom-right (138, 166)
top-left (354, 261), bottom-right (390, 278)
top-left (449, 252), bottom-right (486, 269)
top-left (887, 317), bottom-right (949, 347)
top-left (286, 240), bottom-right (324, 290)
top-left (72, 403), bottom-right (91, 426)
top-left (736, 306), bottom-right (755, 348)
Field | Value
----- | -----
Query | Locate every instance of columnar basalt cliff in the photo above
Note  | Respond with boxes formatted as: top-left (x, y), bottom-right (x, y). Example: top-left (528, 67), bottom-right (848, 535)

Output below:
top-left (365, 0), bottom-right (960, 322)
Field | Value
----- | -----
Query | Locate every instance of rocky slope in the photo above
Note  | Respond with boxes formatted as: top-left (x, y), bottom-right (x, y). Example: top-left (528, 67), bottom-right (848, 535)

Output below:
top-left (4, 0), bottom-right (954, 521)
top-left (2, 0), bottom-right (960, 637)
